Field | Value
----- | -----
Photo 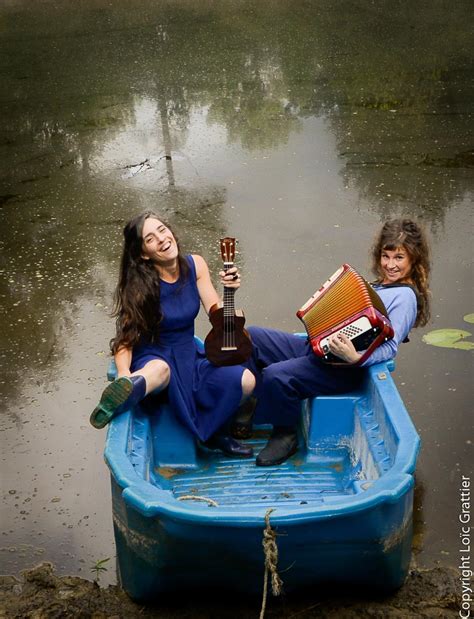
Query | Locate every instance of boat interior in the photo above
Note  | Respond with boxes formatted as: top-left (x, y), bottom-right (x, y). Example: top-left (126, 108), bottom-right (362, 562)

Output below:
top-left (124, 370), bottom-right (398, 510)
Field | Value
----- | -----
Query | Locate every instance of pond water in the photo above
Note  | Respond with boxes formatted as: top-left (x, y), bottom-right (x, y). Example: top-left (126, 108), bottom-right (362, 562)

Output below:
top-left (1, 0), bottom-right (472, 588)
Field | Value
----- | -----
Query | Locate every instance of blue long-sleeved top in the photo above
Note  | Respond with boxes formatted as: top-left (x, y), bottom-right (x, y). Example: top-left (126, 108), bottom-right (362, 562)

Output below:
top-left (361, 284), bottom-right (418, 367)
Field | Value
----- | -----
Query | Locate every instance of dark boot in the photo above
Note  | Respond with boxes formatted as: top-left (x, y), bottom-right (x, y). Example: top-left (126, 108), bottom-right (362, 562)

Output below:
top-left (202, 434), bottom-right (254, 458)
top-left (256, 426), bottom-right (298, 466)
top-left (230, 396), bottom-right (256, 439)
top-left (90, 375), bottom-right (147, 429)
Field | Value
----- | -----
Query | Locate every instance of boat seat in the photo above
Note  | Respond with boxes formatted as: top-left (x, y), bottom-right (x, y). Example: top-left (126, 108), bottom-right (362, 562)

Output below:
top-left (303, 358), bottom-right (395, 463)
top-left (106, 359), bottom-right (198, 469)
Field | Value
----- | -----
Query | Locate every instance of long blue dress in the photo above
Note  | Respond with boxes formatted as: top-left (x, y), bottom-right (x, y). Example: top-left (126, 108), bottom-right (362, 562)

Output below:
top-left (130, 255), bottom-right (245, 442)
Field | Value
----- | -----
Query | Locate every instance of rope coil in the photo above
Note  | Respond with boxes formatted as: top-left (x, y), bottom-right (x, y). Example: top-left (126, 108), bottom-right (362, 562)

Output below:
top-left (177, 495), bottom-right (219, 507)
top-left (260, 508), bottom-right (283, 619)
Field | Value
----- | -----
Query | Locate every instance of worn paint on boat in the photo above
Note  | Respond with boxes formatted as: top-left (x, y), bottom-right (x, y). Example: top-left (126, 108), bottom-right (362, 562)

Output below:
top-left (104, 337), bottom-right (420, 601)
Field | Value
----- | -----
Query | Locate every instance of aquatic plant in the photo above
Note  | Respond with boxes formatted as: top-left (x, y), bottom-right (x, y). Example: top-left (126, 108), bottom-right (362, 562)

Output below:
top-left (422, 313), bottom-right (474, 350)
top-left (90, 557), bottom-right (111, 583)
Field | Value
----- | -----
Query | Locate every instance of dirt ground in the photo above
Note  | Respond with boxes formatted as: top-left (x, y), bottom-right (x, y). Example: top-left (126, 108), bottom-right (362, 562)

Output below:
top-left (0, 561), bottom-right (462, 618)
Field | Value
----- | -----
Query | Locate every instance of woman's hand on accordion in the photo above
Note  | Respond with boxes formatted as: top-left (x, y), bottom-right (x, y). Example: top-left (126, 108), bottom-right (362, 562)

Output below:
top-left (328, 333), bottom-right (362, 364)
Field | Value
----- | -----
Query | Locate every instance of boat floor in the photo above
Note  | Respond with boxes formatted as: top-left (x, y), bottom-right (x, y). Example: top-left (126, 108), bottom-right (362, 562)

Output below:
top-left (153, 429), bottom-right (360, 508)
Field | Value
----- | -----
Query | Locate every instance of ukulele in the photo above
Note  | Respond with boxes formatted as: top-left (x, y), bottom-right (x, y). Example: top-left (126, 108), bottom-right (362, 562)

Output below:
top-left (204, 237), bottom-right (252, 366)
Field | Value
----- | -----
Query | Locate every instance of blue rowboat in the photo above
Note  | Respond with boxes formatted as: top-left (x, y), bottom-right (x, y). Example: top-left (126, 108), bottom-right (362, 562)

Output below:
top-left (104, 336), bottom-right (420, 601)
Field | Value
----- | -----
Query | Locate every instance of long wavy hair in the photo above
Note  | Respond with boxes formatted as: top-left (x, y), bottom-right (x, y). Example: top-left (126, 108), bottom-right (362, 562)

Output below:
top-left (110, 211), bottom-right (189, 354)
top-left (371, 219), bottom-right (431, 327)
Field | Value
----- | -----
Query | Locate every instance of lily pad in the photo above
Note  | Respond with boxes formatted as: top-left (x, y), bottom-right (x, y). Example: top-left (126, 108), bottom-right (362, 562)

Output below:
top-left (423, 329), bottom-right (474, 350)
top-left (463, 313), bottom-right (474, 324)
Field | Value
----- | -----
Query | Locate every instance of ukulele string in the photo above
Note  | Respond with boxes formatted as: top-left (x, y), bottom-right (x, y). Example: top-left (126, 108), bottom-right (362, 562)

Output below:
top-left (225, 273), bottom-right (230, 349)
top-left (224, 282), bottom-right (228, 349)
top-left (229, 265), bottom-right (235, 348)
top-left (224, 265), bottom-right (228, 350)
top-left (223, 263), bottom-right (235, 349)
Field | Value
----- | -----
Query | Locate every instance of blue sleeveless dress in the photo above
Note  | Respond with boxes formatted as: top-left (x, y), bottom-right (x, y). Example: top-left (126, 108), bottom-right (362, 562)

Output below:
top-left (130, 255), bottom-right (245, 442)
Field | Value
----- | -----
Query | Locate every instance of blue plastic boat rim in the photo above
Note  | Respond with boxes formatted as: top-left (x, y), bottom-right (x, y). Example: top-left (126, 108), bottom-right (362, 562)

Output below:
top-left (104, 359), bottom-right (420, 526)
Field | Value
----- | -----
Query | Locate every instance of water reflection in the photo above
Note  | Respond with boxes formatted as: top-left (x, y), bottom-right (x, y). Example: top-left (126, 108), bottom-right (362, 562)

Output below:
top-left (0, 0), bottom-right (472, 582)
top-left (1, 1), bottom-right (471, 214)
top-left (412, 479), bottom-right (426, 557)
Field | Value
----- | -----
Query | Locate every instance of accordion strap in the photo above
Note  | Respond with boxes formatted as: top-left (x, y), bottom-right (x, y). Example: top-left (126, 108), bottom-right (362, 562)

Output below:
top-left (371, 282), bottom-right (419, 343)
top-left (370, 282), bottom-right (421, 344)
top-left (371, 281), bottom-right (420, 305)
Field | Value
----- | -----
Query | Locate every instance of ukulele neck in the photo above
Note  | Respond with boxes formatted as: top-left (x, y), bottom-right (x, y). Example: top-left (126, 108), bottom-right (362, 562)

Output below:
top-left (223, 262), bottom-right (236, 317)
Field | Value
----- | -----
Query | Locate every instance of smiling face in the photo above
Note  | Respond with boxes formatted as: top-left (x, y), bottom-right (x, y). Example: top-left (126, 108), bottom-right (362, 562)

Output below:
top-left (141, 217), bottom-right (179, 265)
top-left (380, 246), bottom-right (413, 284)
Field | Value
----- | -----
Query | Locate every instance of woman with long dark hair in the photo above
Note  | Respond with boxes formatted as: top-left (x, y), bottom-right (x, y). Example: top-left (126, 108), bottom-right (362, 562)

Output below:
top-left (90, 211), bottom-right (255, 458)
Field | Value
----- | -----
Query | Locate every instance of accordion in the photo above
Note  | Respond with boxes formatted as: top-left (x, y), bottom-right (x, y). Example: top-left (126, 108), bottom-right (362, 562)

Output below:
top-left (297, 264), bottom-right (394, 365)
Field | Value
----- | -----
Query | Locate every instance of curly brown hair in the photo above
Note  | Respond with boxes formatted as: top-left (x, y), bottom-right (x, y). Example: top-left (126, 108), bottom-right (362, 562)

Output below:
top-left (110, 211), bottom-right (189, 354)
top-left (371, 219), bottom-right (431, 327)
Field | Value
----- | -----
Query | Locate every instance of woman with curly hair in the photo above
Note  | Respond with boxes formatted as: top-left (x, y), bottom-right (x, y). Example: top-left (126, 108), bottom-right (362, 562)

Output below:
top-left (237, 219), bottom-right (431, 466)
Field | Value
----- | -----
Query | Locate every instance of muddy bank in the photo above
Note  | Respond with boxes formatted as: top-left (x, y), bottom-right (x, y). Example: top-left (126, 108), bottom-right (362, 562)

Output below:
top-left (0, 562), bottom-right (461, 618)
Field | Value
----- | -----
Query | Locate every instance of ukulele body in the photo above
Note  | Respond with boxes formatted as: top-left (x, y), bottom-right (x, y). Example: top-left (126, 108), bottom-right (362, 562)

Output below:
top-left (205, 303), bottom-right (253, 366)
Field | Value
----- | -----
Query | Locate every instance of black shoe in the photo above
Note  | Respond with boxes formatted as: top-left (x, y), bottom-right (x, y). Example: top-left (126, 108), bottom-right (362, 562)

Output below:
top-left (230, 397), bottom-right (256, 439)
top-left (256, 426), bottom-right (298, 466)
top-left (203, 435), bottom-right (254, 458)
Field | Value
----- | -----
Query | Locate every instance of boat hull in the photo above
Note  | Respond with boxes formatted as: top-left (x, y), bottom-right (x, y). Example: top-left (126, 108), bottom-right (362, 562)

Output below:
top-left (111, 476), bottom-right (414, 600)
top-left (104, 339), bottom-right (420, 601)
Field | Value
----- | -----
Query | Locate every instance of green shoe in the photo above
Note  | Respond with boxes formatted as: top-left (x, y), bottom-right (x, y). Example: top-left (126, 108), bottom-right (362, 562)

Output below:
top-left (90, 377), bottom-right (134, 429)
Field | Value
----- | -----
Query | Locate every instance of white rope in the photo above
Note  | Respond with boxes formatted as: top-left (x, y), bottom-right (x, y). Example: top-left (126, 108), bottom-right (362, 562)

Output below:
top-left (177, 495), bottom-right (219, 507)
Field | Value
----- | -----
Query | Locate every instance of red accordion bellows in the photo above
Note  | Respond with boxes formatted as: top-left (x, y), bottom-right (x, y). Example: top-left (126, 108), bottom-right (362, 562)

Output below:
top-left (297, 264), bottom-right (394, 365)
